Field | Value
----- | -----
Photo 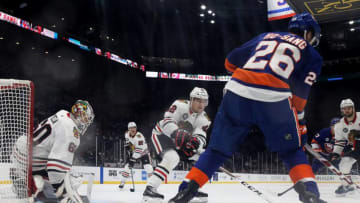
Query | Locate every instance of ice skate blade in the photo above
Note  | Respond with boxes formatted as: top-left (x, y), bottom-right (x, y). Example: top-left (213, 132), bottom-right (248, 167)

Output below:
top-left (189, 196), bottom-right (208, 203)
top-left (142, 196), bottom-right (164, 203)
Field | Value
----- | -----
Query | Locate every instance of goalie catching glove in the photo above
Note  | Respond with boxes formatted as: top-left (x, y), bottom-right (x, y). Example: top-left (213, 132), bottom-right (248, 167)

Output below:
top-left (171, 129), bottom-right (200, 157)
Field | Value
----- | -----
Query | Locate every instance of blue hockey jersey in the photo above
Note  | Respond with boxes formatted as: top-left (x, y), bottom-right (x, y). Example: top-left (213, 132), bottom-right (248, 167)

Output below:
top-left (311, 127), bottom-right (334, 155)
top-left (224, 32), bottom-right (322, 112)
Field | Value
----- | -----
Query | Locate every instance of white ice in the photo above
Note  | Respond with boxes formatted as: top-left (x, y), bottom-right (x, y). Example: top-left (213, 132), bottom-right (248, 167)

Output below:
top-left (78, 183), bottom-right (360, 203)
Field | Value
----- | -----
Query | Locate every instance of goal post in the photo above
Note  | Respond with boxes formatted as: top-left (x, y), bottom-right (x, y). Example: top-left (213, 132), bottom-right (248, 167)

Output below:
top-left (0, 79), bottom-right (34, 202)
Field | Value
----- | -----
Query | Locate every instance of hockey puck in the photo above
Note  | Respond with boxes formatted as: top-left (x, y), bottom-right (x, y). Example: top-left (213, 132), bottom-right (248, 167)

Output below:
top-left (130, 188), bottom-right (135, 192)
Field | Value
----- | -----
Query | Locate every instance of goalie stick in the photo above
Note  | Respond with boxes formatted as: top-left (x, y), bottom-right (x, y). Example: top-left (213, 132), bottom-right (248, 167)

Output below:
top-left (219, 166), bottom-right (275, 203)
top-left (304, 144), bottom-right (360, 190)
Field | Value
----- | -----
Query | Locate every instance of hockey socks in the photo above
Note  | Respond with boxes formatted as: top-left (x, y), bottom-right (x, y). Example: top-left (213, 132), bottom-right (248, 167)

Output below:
top-left (186, 148), bottom-right (229, 187)
top-left (279, 147), bottom-right (320, 199)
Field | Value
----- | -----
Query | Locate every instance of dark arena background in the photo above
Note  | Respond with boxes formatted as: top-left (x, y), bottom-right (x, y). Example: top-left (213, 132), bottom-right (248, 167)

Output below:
top-left (0, 1), bottom-right (360, 202)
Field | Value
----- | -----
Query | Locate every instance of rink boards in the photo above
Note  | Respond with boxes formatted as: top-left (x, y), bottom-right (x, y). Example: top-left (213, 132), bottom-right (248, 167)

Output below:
top-left (1, 165), bottom-right (359, 185)
top-left (72, 166), bottom-right (360, 185)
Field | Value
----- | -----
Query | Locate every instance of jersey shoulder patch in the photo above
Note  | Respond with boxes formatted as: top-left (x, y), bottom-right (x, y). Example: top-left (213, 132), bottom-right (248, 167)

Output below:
top-left (73, 127), bottom-right (80, 139)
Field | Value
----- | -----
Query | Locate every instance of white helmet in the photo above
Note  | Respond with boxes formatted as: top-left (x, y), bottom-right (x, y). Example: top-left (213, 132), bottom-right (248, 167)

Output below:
top-left (128, 122), bottom-right (137, 129)
top-left (190, 87), bottom-right (209, 106)
top-left (71, 100), bottom-right (95, 135)
top-left (340, 98), bottom-right (354, 110)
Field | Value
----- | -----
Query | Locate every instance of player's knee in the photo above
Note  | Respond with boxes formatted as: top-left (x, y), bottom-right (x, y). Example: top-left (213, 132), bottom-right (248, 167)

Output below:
top-left (161, 149), bottom-right (180, 169)
top-left (144, 164), bottom-right (153, 174)
top-left (279, 148), bottom-right (308, 170)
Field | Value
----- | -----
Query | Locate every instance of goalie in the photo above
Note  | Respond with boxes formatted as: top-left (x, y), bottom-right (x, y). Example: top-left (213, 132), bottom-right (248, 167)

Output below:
top-left (11, 100), bottom-right (94, 202)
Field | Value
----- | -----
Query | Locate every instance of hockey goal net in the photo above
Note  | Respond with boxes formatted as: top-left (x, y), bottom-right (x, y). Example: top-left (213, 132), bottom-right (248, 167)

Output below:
top-left (0, 79), bottom-right (34, 202)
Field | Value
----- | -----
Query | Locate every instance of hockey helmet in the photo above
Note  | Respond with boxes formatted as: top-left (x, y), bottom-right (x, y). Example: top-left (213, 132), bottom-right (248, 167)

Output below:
top-left (340, 98), bottom-right (354, 109)
top-left (288, 12), bottom-right (321, 47)
top-left (71, 100), bottom-right (94, 135)
top-left (128, 122), bottom-right (137, 129)
top-left (190, 87), bottom-right (209, 106)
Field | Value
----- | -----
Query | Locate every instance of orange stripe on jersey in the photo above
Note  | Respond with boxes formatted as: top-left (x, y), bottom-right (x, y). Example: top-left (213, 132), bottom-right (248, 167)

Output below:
top-left (232, 68), bottom-right (290, 89)
top-left (292, 95), bottom-right (307, 112)
top-left (311, 139), bottom-right (318, 144)
top-left (224, 58), bottom-right (237, 73)
top-left (289, 164), bottom-right (315, 183)
top-left (186, 167), bottom-right (209, 187)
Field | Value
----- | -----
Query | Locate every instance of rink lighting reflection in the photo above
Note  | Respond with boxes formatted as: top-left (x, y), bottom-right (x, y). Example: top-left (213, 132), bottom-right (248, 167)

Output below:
top-left (327, 77), bottom-right (343, 81)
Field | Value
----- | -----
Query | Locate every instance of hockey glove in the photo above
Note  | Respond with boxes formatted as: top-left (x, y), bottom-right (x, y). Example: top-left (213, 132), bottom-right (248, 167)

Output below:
top-left (171, 129), bottom-right (200, 157)
top-left (328, 153), bottom-right (340, 164)
top-left (298, 118), bottom-right (308, 147)
top-left (183, 137), bottom-right (200, 157)
top-left (128, 158), bottom-right (136, 169)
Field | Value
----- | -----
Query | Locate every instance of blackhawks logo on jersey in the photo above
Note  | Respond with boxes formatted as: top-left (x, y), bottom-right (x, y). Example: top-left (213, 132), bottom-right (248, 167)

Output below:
top-left (73, 127), bottom-right (80, 139)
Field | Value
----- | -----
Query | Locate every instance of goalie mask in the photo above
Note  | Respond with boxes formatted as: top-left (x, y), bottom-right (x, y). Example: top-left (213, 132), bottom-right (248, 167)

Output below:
top-left (71, 100), bottom-right (94, 135)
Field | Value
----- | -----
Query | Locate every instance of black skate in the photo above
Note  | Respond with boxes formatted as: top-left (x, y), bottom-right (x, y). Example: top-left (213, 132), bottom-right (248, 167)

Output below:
top-left (118, 181), bottom-right (125, 190)
top-left (335, 185), bottom-right (355, 197)
top-left (189, 190), bottom-right (208, 203)
top-left (294, 182), bottom-right (327, 203)
top-left (142, 185), bottom-right (164, 203)
top-left (168, 180), bottom-right (200, 203)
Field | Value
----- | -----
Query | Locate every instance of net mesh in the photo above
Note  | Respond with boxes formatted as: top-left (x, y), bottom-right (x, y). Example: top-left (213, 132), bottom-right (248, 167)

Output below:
top-left (0, 79), bottom-right (33, 201)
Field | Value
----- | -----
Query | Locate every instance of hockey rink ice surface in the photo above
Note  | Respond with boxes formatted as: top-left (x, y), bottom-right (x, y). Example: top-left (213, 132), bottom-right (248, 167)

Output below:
top-left (78, 183), bottom-right (360, 203)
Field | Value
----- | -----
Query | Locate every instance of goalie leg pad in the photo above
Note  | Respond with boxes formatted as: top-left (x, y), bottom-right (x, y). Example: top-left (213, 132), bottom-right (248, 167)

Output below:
top-left (63, 172), bottom-right (83, 203)
top-left (9, 168), bottom-right (28, 198)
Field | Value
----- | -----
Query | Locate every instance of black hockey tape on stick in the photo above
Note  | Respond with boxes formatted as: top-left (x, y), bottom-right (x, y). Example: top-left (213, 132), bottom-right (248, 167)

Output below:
top-left (277, 185), bottom-right (294, 196)
top-left (130, 168), bottom-right (135, 192)
top-left (304, 144), bottom-right (360, 190)
top-left (219, 167), bottom-right (275, 203)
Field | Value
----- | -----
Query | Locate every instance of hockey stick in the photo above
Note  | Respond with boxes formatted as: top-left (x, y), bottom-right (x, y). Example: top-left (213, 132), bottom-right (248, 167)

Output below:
top-left (219, 167), bottom-right (275, 203)
top-left (277, 185), bottom-right (294, 196)
top-left (304, 144), bottom-right (360, 190)
top-left (130, 167), bottom-right (135, 192)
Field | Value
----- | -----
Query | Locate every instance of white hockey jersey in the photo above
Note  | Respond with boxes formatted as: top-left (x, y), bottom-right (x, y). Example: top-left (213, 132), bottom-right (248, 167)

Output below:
top-left (31, 110), bottom-right (81, 185)
top-left (153, 99), bottom-right (211, 154)
top-left (125, 131), bottom-right (149, 159)
top-left (333, 112), bottom-right (360, 155)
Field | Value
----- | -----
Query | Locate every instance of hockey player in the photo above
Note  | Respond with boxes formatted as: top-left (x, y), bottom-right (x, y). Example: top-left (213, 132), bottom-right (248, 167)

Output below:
top-left (142, 87), bottom-right (211, 203)
top-left (11, 100), bottom-right (94, 202)
top-left (169, 12), bottom-right (326, 203)
top-left (329, 98), bottom-right (360, 196)
top-left (118, 122), bottom-right (153, 189)
top-left (311, 117), bottom-right (340, 173)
